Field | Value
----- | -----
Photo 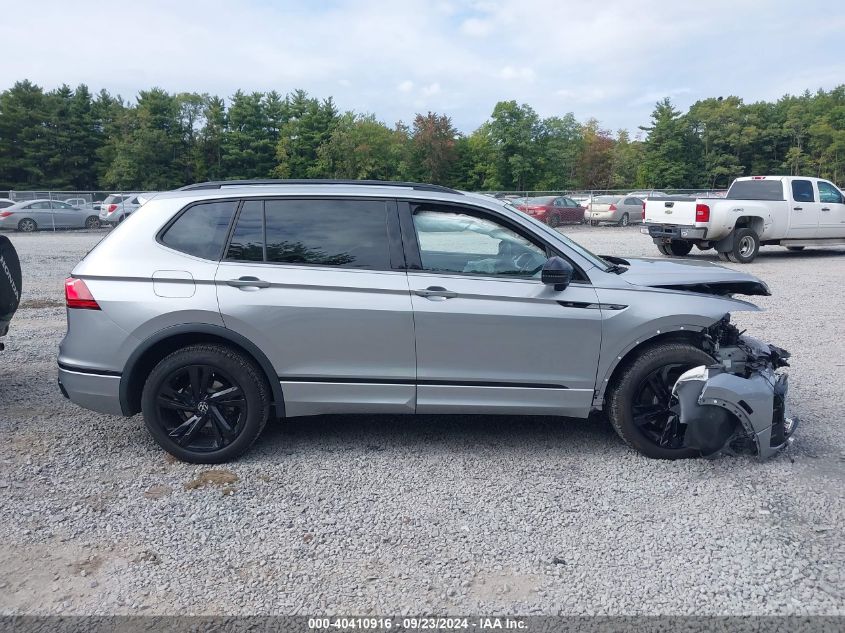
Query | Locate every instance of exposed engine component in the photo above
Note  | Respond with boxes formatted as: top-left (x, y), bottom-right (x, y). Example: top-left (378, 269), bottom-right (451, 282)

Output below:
top-left (673, 315), bottom-right (797, 459)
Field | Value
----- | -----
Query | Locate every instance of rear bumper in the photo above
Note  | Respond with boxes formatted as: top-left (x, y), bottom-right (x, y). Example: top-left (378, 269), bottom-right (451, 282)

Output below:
top-left (643, 223), bottom-right (707, 240)
top-left (57, 365), bottom-right (125, 416)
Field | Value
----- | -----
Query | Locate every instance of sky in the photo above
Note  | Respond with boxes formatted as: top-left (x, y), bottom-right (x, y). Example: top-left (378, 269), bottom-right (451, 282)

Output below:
top-left (2, 0), bottom-right (844, 135)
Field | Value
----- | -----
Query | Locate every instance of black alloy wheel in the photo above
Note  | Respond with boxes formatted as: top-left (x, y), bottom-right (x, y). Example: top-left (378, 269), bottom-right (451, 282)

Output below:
top-left (155, 364), bottom-right (247, 452)
top-left (631, 363), bottom-right (689, 449)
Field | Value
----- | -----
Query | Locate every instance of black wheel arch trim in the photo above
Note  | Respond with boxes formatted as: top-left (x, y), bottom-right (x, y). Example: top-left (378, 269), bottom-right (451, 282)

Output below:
top-left (119, 323), bottom-right (286, 419)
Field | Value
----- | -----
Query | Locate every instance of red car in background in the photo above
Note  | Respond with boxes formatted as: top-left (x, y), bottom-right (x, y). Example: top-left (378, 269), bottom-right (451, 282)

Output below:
top-left (516, 196), bottom-right (586, 227)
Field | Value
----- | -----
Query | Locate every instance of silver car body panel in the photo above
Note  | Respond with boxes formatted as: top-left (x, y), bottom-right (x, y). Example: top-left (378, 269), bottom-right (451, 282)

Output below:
top-left (58, 184), bottom-right (792, 458)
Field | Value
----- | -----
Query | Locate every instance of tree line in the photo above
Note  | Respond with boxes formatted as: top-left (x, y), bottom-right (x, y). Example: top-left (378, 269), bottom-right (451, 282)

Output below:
top-left (0, 79), bottom-right (843, 193)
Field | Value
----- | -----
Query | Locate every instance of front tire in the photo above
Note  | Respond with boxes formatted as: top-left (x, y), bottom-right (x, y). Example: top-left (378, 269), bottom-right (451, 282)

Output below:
top-left (85, 216), bottom-right (100, 229)
top-left (548, 213), bottom-right (561, 228)
top-left (141, 344), bottom-right (270, 463)
top-left (607, 342), bottom-right (715, 459)
top-left (727, 228), bottom-right (759, 263)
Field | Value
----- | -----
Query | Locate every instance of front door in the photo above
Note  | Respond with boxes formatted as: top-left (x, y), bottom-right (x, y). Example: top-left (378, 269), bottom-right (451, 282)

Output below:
top-left (215, 197), bottom-right (416, 417)
top-left (403, 203), bottom-right (602, 417)
top-left (816, 180), bottom-right (845, 238)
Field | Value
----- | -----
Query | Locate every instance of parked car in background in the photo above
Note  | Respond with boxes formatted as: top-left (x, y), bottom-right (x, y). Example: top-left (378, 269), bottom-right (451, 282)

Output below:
top-left (0, 199), bottom-right (101, 232)
top-left (643, 175), bottom-right (845, 263)
top-left (98, 193), bottom-right (145, 225)
top-left (64, 197), bottom-right (93, 208)
top-left (0, 235), bottom-right (21, 352)
top-left (586, 195), bottom-right (643, 226)
top-left (629, 190), bottom-right (668, 199)
top-left (57, 179), bottom-right (796, 463)
top-left (0, 198), bottom-right (14, 209)
top-left (516, 196), bottom-right (585, 227)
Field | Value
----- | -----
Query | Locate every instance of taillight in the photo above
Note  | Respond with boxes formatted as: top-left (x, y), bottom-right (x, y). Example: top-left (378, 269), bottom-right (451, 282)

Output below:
top-left (107, 204), bottom-right (118, 213)
top-left (609, 203), bottom-right (617, 211)
top-left (65, 278), bottom-right (100, 310)
top-left (695, 203), bottom-right (710, 222)
top-left (0, 211), bottom-right (12, 218)
top-left (641, 201), bottom-right (646, 220)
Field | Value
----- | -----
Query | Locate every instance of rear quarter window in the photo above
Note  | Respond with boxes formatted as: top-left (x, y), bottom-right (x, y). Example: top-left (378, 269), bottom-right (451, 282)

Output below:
top-left (160, 200), bottom-right (238, 260)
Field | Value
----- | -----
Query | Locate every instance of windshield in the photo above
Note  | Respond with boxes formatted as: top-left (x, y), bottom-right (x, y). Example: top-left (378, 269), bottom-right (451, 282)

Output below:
top-left (593, 195), bottom-right (621, 204)
top-left (523, 196), bottom-right (555, 205)
top-left (103, 195), bottom-right (127, 204)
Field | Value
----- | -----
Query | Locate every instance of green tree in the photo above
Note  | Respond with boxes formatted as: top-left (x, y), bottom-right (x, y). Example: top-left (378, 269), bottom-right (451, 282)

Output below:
top-left (221, 91), bottom-right (275, 179)
top-left (315, 113), bottom-right (405, 180)
top-left (274, 90), bottom-right (339, 178)
top-left (488, 101), bottom-right (543, 190)
top-left (640, 98), bottom-right (699, 188)
top-left (536, 113), bottom-right (582, 190)
top-left (405, 112), bottom-right (459, 185)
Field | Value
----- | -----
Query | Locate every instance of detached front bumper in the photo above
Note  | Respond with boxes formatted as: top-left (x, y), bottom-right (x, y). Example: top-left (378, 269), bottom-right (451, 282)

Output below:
top-left (673, 331), bottom-right (797, 459)
top-left (643, 223), bottom-right (707, 240)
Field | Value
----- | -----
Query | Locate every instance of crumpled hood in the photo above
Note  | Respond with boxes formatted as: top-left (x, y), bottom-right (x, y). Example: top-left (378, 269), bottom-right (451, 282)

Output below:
top-left (615, 257), bottom-right (771, 296)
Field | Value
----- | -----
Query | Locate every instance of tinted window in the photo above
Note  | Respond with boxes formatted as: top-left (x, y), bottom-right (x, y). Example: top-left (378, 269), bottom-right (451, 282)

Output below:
top-left (263, 199), bottom-right (389, 269)
top-left (412, 208), bottom-right (546, 277)
top-left (29, 201), bottom-right (51, 209)
top-left (564, 198), bottom-right (578, 207)
top-left (818, 181), bottom-right (844, 204)
top-left (161, 200), bottom-right (237, 260)
top-left (103, 195), bottom-right (126, 204)
top-left (791, 180), bottom-right (815, 203)
top-left (0, 201), bottom-right (12, 209)
top-left (226, 200), bottom-right (264, 262)
top-left (727, 180), bottom-right (784, 200)
top-left (51, 201), bottom-right (73, 209)
top-left (524, 196), bottom-right (555, 206)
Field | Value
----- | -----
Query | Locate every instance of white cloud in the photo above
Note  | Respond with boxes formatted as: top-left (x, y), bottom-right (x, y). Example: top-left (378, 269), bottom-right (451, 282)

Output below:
top-left (460, 17), bottom-right (493, 37)
top-left (422, 82), bottom-right (441, 96)
top-left (0, 0), bottom-right (841, 134)
top-left (499, 66), bottom-right (535, 82)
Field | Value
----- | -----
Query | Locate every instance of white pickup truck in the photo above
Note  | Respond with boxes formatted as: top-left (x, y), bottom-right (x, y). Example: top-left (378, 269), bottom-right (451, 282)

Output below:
top-left (642, 176), bottom-right (845, 263)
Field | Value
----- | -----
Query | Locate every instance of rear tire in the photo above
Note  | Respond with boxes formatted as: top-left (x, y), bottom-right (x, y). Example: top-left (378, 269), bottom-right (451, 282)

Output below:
top-left (727, 228), bottom-right (759, 263)
top-left (590, 220), bottom-right (600, 226)
top-left (657, 241), bottom-right (693, 257)
top-left (717, 252), bottom-right (731, 262)
top-left (607, 342), bottom-right (715, 460)
top-left (141, 344), bottom-right (270, 464)
top-left (17, 218), bottom-right (37, 232)
top-left (548, 214), bottom-right (561, 228)
top-left (617, 213), bottom-right (629, 227)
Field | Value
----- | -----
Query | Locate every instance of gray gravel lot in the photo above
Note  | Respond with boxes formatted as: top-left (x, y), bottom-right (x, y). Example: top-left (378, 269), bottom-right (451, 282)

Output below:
top-left (0, 226), bottom-right (843, 615)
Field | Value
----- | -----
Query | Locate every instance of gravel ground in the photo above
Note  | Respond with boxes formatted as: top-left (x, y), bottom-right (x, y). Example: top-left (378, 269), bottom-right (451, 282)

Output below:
top-left (0, 226), bottom-right (843, 616)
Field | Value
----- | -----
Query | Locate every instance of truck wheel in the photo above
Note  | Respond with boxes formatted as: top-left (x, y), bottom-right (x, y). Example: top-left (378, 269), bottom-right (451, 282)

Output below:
top-left (658, 241), bottom-right (693, 257)
top-left (717, 252), bottom-right (731, 262)
top-left (727, 228), bottom-right (759, 264)
top-left (786, 246), bottom-right (804, 251)
top-left (607, 342), bottom-right (715, 459)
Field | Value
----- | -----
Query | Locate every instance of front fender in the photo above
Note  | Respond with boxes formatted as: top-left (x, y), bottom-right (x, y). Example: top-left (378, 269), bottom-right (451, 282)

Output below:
top-left (591, 286), bottom-right (761, 406)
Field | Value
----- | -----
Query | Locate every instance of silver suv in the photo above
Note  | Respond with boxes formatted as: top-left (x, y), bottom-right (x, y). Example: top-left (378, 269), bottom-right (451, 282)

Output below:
top-left (58, 180), bottom-right (797, 463)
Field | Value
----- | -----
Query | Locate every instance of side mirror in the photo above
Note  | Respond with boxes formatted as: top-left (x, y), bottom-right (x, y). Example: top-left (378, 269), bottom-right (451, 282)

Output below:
top-left (541, 256), bottom-right (574, 291)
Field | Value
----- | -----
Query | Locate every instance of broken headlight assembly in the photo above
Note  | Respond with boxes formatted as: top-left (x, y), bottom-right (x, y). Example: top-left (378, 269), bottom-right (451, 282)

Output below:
top-left (673, 315), bottom-right (798, 459)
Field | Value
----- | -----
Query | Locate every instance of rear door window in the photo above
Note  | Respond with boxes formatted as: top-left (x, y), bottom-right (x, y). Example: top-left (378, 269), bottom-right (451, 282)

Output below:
top-left (226, 200), bottom-right (264, 262)
top-left (263, 199), bottom-right (390, 269)
top-left (161, 200), bottom-right (238, 260)
top-left (791, 180), bottom-right (815, 203)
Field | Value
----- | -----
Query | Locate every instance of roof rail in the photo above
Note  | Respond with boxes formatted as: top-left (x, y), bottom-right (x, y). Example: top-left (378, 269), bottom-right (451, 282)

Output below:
top-left (176, 179), bottom-right (463, 195)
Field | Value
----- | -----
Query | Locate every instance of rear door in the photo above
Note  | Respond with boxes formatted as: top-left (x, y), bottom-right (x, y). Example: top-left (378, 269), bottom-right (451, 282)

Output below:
top-left (402, 201), bottom-right (602, 417)
top-left (789, 179), bottom-right (820, 237)
top-left (816, 180), bottom-right (845, 238)
top-left (215, 197), bottom-right (416, 417)
top-left (50, 201), bottom-right (80, 227)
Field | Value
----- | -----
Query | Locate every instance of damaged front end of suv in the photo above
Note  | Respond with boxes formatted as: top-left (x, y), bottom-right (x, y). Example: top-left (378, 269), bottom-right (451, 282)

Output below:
top-left (673, 315), bottom-right (797, 459)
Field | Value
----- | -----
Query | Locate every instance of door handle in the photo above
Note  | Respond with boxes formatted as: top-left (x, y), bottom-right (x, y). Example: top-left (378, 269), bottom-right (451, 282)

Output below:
top-left (413, 286), bottom-right (458, 299)
top-left (226, 276), bottom-right (270, 289)
top-left (821, 207), bottom-right (831, 212)
top-left (793, 206), bottom-right (803, 211)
